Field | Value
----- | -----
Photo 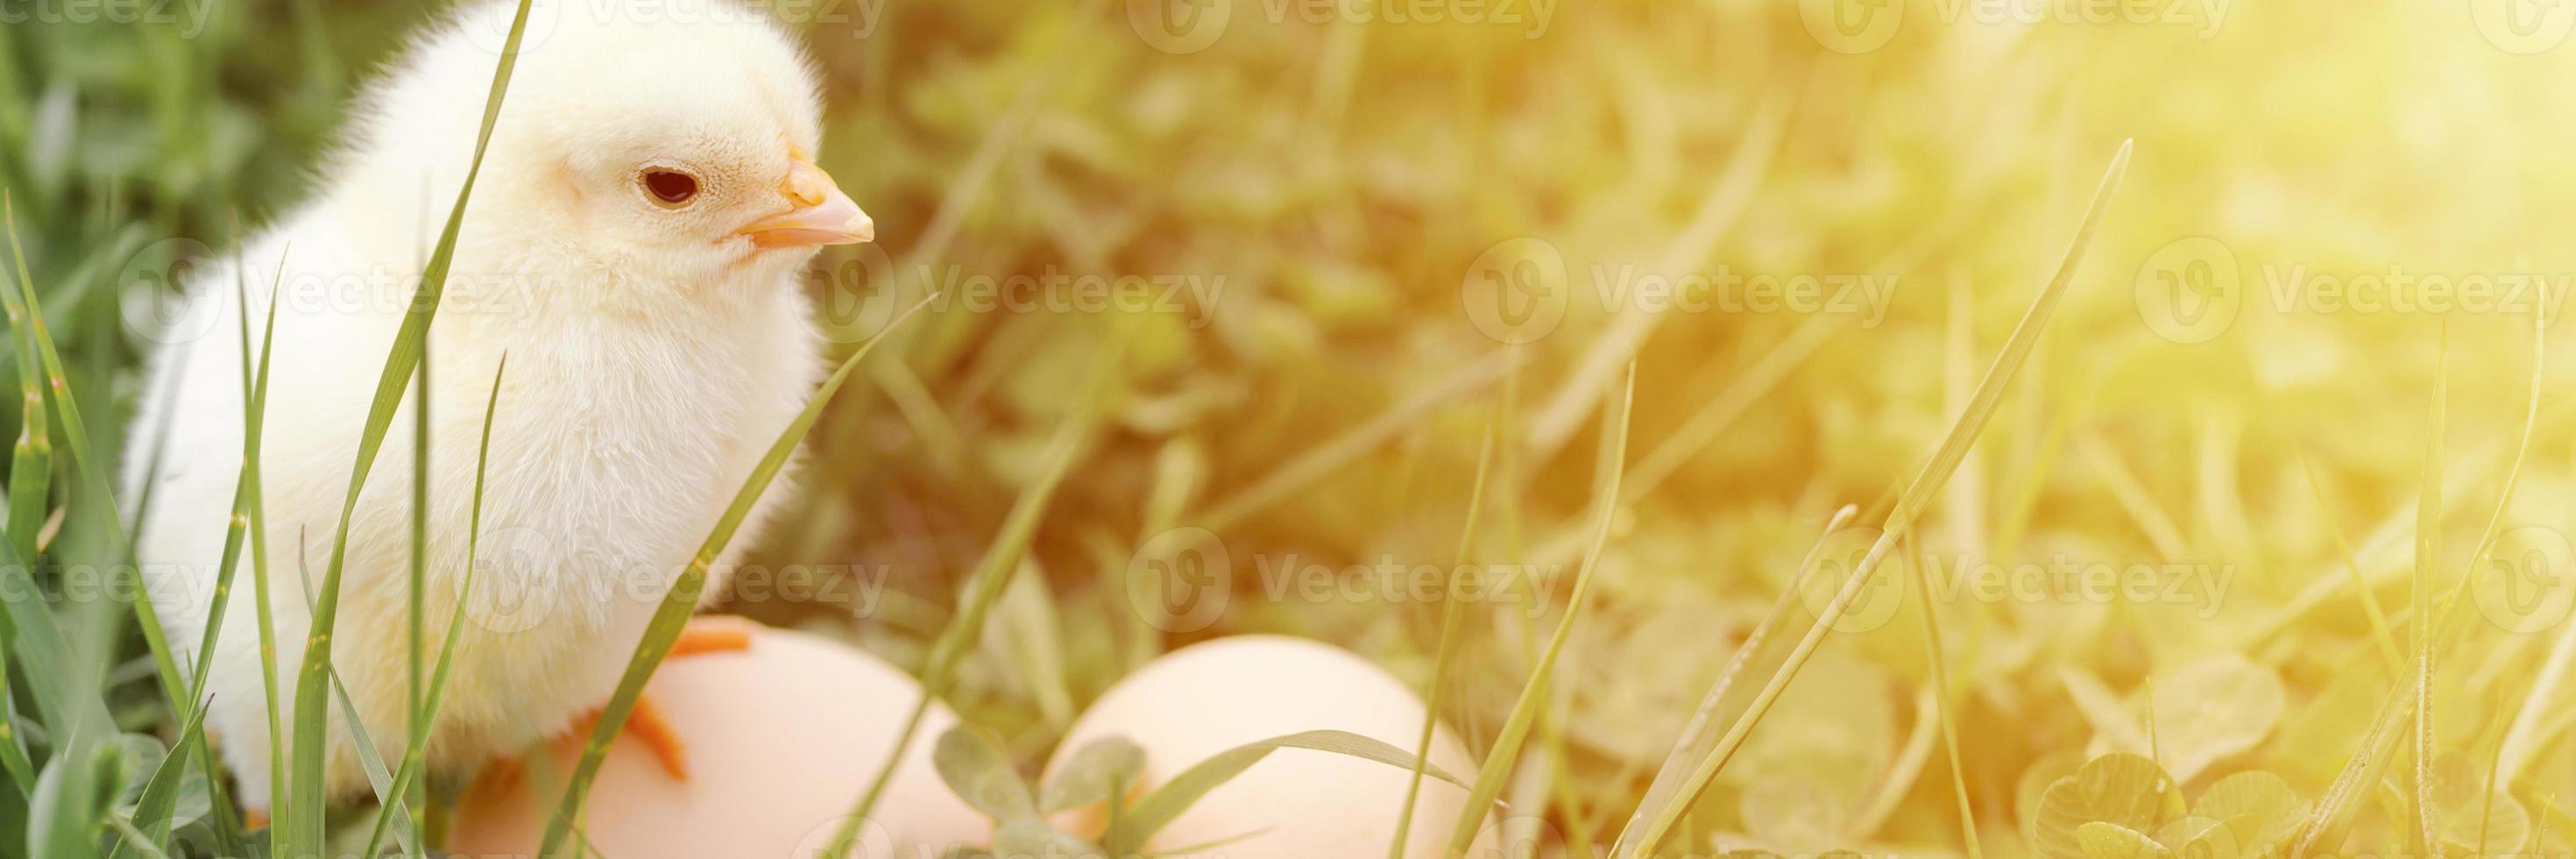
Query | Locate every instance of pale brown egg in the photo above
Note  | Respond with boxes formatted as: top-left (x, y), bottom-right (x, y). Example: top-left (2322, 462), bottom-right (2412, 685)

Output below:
top-left (445, 623), bottom-right (988, 858)
top-left (1043, 635), bottom-right (1497, 857)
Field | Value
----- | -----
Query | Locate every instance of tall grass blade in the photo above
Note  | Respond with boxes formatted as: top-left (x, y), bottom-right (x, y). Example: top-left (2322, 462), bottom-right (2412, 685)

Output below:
top-left (1108, 729), bottom-right (1472, 854)
top-left (362, 359), bottom-right (507, 857)
top-left (2, 194), bottom-right (186, 710)
top-left (405, 336), bottom-right (430, 829)
top-left (114, 689), bottom-right (209, 855)
top-left (1615, 139), bottom-right (2132, 856)
top-left (2497, 310), bottom-right (2576, 790)
top-left (541, 294), bottom-right (947, 858)
top-left (1442, 361), bottom-right (1635, 858)
top-left (3, 232), bottom-right (48, 561)
top-left (282, 2), bottom-right (532, 852)
top-left (113, 266), bottom-right (285, 858)
top-left (1614, 503), bottom-right (1857, 852)
top-left (1906, 531), bottom-right (1981, 859)
top-left (241, 254), bottom-right (288, 834)
top-left (2409, 324), bottom-right (2445, 853)
top-left (817, 318), bottom-right (1131, 859)
top-left (0, 189), bottom-right (51, 797)
top-left (1389, 415), bottom-right (1497, 859)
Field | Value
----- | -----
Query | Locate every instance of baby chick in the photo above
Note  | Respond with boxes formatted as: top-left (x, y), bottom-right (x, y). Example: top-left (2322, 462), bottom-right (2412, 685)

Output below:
top-left (123, 0), bottom-right (872, 810)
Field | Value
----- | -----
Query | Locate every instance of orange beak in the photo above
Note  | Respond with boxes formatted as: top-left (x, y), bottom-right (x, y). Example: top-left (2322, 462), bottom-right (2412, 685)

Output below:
top-left (737, 159), bottom-right (874, 248)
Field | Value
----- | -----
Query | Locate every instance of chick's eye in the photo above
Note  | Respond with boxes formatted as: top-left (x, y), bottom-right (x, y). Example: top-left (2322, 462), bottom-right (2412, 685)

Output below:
top-left (640, 169), bottom-right (699, 206)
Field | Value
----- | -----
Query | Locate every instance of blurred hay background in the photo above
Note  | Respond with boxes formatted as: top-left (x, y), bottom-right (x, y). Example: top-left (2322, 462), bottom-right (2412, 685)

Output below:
top-left (18, 0), bottom-right (2576, 854)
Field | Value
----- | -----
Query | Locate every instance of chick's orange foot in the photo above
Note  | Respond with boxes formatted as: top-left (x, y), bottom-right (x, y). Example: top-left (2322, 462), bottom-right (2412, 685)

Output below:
top-left (577, 615), bottom-right (756, 779)
top-left (478, 615), bottom-right (757, 792)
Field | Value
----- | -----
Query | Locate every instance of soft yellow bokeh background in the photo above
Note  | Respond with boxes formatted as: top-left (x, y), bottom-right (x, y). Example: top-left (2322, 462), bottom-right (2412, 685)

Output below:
top-left (22, 0), bottom-right (2576, 854)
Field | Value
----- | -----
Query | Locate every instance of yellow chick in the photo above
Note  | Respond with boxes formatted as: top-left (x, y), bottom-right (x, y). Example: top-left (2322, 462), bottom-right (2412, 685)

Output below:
top-left (123, 0), bottom-right (871, 812)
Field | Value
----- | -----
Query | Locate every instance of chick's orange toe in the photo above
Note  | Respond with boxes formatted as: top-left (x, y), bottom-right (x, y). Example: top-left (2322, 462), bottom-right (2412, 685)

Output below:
top-left (555, 695), bottom-right (693, 782)
top-left (669, 616), bottom-right (754, 658)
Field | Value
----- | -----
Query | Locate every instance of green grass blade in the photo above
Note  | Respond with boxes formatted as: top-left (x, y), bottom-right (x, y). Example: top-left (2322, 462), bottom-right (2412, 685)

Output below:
top-left (1388, 413), bottom-right (1497, 859)
top-left (0, 534), bottom-right (75, 738)
top-left (1, 193), bottom-right (187, 712)
top-left (815, 318), bottom-right (1130, 859)
top-left (282, 2), bottom-right (533, 851)
top-left (1904, 530), bottom-right (1980, 859)
top-left (1109, 729), bottom-right (1473, 854)
top-left (0, 191), bottom-right (50, 797)
top-left (240, 255), bottom-right (287, 834)
top-left (100, 815), bottom-right (170, 859)
top-left (4, 275), bottom-right (47, 560)
top-left (278, 453), bottom-right (425, 854)
top-left (1441, 361), bottom-right (1633, 858)
top-left (540, 295), bottom-right (945, 857)
top-left (405, 341), bottom-right (430, 828)
top-left (363, 358), bottom-right (507, 858)
top-left (321, 660), bottom-right (413, 851)
top-left (2290, 672), bottom-right (2417, 854)
top-left (113, 687), bottom-right (209, 855)
top-left (1610, 504), bottom-right (1858, 856)
top-left (2410, 323), bottom-right (2447, 853)
top-left (2417, 310), bottom-right (2541, 852)
top-left (109, 260), bottom-right (284, 859)
top-left (1615, 139), bottom-right (2132, 856)
top-left (0, 638), bottom-right (30, 792)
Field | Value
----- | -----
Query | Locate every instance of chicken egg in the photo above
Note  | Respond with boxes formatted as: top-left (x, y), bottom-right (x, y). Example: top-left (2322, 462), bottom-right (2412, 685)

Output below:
top-left (1043, 635), bottom-right (1496, 857)
top-left (445, 623), bottom-right (988, 858)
